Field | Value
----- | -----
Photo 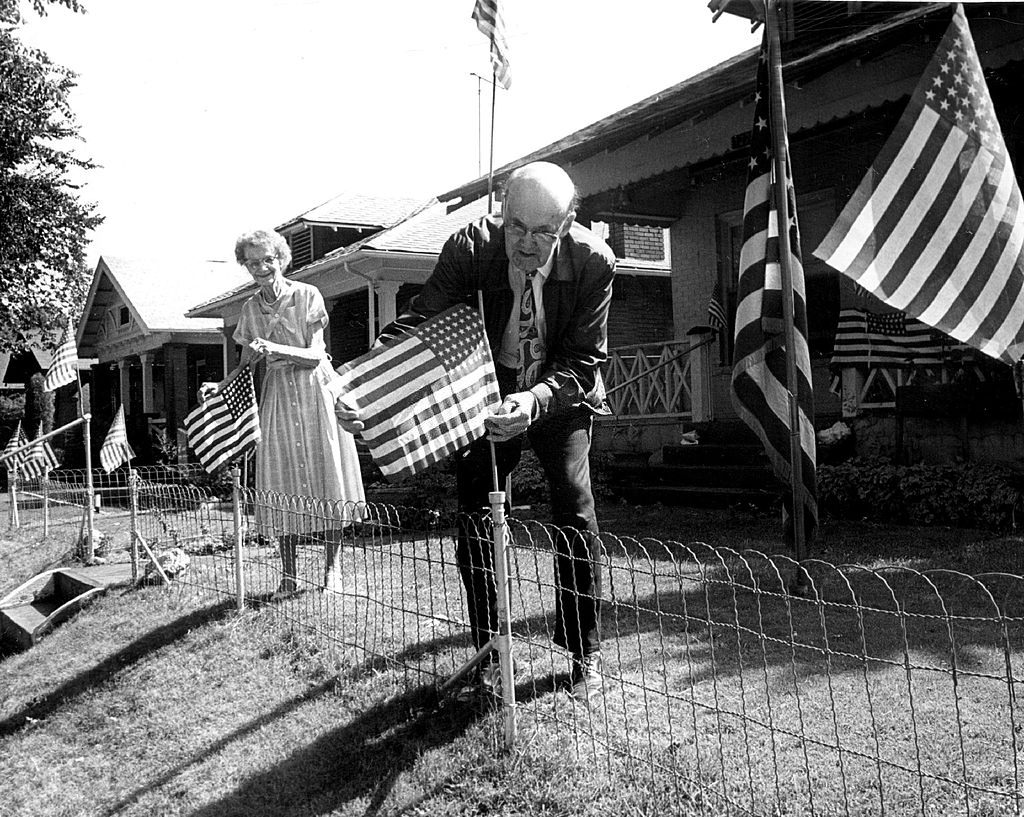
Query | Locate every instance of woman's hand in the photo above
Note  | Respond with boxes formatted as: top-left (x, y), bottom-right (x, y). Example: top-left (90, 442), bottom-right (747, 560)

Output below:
top-left (199, 381), bottom-right (221, 402)
top-left (249, 337), bottom-right (280, 360)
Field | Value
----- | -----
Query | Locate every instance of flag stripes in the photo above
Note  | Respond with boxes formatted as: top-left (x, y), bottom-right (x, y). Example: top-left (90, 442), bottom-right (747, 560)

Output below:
top-left (1, 421), bottom-right (28, 470)
top-left (730, 34), bottom-right (817, 535)
top-left (184, 368), bottom-right (261, 473)
top-left (100, 405), bottom-right (135, 473)
top-left (707, 280), bottom-right (728, 333)
top-left (21, 426), bottom-right (60, 480)
top-left (472, 0), bottom-right (511, 90)
top-left (43, 319), bottom-right (78, 392)
top-left (334, 304), bottom-right (501, 481)
top-left (831, 308), bottom-right (945, 367)
top-left (814, 6), bottom-right (1024, 364)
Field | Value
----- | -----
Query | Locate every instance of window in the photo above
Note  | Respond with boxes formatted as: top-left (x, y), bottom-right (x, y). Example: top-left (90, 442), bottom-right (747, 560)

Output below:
top-left (119, 306), bottom-right (130, 326)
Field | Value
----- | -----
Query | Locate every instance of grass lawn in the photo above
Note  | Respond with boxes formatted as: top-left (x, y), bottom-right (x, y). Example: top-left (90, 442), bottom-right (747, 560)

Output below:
top-left (1, 498), bottom-right (1022, 816)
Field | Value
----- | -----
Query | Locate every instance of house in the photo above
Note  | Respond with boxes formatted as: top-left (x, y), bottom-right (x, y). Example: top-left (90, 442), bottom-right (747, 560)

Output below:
top-left (428, 2), bottom-right (1024, 464)
top-left (76, 256), bottom-right (252, 463)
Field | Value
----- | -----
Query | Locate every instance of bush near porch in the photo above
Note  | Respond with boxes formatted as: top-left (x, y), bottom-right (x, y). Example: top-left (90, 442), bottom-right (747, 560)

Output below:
top-left (818, 456), bottom-right (1023, 530)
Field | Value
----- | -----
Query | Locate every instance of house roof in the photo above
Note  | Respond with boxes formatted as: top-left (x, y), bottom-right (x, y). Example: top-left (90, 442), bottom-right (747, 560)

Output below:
top-left (275, 191), bottom-right (427, 232)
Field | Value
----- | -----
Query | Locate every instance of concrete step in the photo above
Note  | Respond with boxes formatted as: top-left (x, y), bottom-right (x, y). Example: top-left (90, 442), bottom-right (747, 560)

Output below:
top-left (646, 463), bottom-right (775, 490)
top-left (661, 443), bottom-right (768, 467)
top-left (0, 601), bottom-right (61, 650)
top-left (613, 484), bottom-right (781, 508)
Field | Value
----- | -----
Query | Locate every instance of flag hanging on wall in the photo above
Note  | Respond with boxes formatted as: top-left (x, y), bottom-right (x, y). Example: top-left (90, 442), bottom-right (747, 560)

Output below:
top-left (730, 34), bottom-right (818, 535)
top-left (332, 303), bottom-right (502, 482)
top-left (100, 405), bottom-right (135, 473)
top-left (1, 421), bottom-right (28, 470)
top-left (707, 280), bottom-right (728, 333)
top-left (21, 425), bottom-right (60, 481)
top-left (183, 368), bottom-right (261, 474)
top-left (43, 319), bottom-right (78, 392)
top-left (829, 308), bottom-right (965, 368)
top-left (472, 0), bottom-right (511, 90)
top-left (814, 5), bottom-right (1024, 364)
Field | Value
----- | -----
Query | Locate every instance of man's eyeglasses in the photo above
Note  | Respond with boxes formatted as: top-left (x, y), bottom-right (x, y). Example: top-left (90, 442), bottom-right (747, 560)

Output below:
top-left (505, 218), bottom-right (564, 245)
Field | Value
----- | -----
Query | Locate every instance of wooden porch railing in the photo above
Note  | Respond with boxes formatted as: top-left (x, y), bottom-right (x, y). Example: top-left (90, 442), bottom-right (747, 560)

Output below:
top-left (603, 339), bottom-right (703, 419)
top-left (840, 361), bottom-right (987, 413)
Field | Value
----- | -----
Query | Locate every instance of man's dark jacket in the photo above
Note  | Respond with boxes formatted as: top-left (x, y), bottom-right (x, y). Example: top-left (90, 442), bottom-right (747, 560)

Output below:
top-left (384, 215), bottom-right (616, 418)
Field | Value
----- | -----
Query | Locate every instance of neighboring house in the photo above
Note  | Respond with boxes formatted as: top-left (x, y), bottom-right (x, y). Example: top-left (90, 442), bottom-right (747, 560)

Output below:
top-left (187, 194), bottom-right (673, 406)
top-left (76, 256), bottom-right (252, 463)
top-left (429, 2), bottom-right (1024, 463)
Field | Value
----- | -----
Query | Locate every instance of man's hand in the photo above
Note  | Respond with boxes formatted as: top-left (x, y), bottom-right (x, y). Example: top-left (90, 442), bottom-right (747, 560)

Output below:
top-left (484, 392), bottom-right (536, 442)
top-left (335, 400), bottom-right (365, 435)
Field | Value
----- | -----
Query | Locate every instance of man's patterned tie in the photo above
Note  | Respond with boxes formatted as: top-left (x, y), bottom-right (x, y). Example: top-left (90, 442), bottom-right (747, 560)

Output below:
top-left (518, 272), bottom-right (544, 388)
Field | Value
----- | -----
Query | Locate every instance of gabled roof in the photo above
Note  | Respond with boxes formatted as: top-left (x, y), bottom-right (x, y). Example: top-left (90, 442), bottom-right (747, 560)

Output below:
top-left (275, 191), bottom-right (427, 232)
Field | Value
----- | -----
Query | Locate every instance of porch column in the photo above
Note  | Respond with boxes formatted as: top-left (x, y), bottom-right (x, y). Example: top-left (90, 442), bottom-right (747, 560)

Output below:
top-left (841, 367), bottom-right (864, 418)
top-left (118, 358), bottom-right (131, 414)
top-left (375, 281), bottom-right (401, 333)
top-left (140, 352), bottom-right (154, 414)
top-left (687, 328), bottom-right (714, 423)
top-left (222, 325), bottom-right (239, 373)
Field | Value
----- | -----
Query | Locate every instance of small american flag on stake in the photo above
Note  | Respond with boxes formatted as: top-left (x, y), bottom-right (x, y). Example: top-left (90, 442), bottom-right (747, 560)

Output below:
top-left (707, 280), bottom-right (728, 333)
top-left (472, 0), bottom-right (511, 90)
top-left (333, 303), bottom-right (501, 482)
top-left (21, 425), bottom-right (60, 480)
top-left (100, 405), bottom-right (135, 473)
top-left (184, 368), bottom-right (261, 473)
top-left (1, 421), bottom-right (28, 470)
top-left (43, 318), bottom-right (78, 392)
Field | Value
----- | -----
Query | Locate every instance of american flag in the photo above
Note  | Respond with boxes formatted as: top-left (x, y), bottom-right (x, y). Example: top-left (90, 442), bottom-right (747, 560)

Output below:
top-left (43, 319), bottom-right (78, 392)
top-left (472, 0), bottom-right (511, 90)
top-left (100, 404), bottom-right (135, 473)
top-left (730, 34), bottom-right (817, 536)
top-left (333, 303), bottom-right (501, 482)
top-left (707, 280), bottom-right (728, 333)
top-left (184, 368), bottom-right (260, 474)
top-left (21, 425), bottom-right (60, 481)
top-left (814, 6), bottom-right (1024, 365)
top-left (1, 421), bottom-right (28, 470)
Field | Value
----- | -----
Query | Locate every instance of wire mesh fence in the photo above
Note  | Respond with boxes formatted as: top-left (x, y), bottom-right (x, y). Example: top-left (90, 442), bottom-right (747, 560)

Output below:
top-left (4, 469), bottom-right (1022, 816)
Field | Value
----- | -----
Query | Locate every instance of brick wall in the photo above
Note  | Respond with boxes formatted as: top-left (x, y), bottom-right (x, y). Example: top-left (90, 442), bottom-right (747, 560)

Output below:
top-left (606, 223), bottom-right (665, 261)
top-left (608, 276), bottom-right (673, 348)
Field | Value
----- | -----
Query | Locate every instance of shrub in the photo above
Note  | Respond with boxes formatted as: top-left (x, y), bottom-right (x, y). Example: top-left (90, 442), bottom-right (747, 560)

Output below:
top-left (817, 456), bottom-right (1021, 530)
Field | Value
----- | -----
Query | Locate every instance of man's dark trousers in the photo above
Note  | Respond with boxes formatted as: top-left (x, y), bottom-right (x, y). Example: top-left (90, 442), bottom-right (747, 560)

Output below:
top-left (455, 367), bottom-right (602, 660)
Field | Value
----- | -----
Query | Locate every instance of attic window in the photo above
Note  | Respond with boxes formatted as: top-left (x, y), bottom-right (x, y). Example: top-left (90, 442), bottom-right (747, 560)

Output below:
top-left (119, 306), bottom-right (130, 326)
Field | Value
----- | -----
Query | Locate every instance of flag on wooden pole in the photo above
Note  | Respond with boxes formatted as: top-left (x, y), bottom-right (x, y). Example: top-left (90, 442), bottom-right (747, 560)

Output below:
top-left (815, 5), bottom-right (1024, 364)
top-left (1, 421), bottom-right (28, 470)
top-left (100, 405), bottom-right (135, 473)
top-left (707, 280), bottom-right (728, 333)
top-left (472, 0), bottom-right (511, 90)
top-left (730, 33), bottom-right (817, 533)
top-left (21, 425), bottom-right (60, 480)
top-left (43, 319), bottom-right (78, 392)
top-left (183, 368), bottom-right (261, 473)
top-left (332, 303), bottom-right (502, 481)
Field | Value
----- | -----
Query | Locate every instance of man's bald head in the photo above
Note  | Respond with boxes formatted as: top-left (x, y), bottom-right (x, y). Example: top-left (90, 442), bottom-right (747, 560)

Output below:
top-left (502, 162), bottom-right (578, 270)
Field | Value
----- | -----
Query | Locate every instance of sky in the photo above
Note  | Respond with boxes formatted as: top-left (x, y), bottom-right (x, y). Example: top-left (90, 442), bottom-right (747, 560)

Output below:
top-left (18, 0), bottom-right (756, 267)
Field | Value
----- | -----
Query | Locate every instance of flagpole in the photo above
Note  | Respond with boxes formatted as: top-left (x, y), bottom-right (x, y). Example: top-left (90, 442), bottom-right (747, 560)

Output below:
top-left (766, 0), bottom-right (810, 567)
top-left (486, 69), bottom-right (498, 213)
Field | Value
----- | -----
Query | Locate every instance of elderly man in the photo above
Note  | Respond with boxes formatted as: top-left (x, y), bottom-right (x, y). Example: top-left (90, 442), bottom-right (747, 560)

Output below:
top-left (342, 161), bottom-right (614, 703)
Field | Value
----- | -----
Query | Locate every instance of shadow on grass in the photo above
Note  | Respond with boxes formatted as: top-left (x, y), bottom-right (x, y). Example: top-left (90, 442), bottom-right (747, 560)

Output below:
top-left (182, 680), bottom-right (544, 817)
top-left (0, 598), bottom-right (236, 738)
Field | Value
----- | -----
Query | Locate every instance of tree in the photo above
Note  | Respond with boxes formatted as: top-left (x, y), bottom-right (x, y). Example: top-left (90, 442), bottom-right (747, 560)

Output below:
top-left (0, 0), bottom-right (101, 354)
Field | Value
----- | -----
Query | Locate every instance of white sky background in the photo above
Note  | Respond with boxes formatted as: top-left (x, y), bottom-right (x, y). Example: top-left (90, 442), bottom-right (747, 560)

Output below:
top-left (19, 0), bottom-right (756, 266)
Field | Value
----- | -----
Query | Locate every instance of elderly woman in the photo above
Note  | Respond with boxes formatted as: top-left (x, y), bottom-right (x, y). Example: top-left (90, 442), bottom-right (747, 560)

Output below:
top-left (201, 229), bottom-right (364, 596)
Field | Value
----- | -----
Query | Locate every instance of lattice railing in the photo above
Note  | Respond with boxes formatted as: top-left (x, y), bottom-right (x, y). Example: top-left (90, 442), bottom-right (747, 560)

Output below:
top-left (604, 340), bottom-right (694, 419)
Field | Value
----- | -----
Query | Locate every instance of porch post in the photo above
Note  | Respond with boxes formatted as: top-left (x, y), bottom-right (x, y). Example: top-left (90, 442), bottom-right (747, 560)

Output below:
top-left (140, 352), bottom-right (154, 414)
top-left (687, 327), bottom-right (715, 423)
top-left (375, 281), bottom-right (401, 331)
top-left (118, 358), bottom-right (131, 414)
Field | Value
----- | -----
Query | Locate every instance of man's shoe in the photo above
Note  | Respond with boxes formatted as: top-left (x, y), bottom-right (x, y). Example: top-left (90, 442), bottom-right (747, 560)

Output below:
top-left (570, 653), bottom-right (603, 704)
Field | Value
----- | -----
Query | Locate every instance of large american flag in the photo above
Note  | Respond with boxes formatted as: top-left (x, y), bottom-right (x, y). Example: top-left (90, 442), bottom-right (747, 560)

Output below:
top-left (472, 0), bottom-right (511, 90)
top-left (21, 425), bottom-right (60, 481)
top-left (184, 368), bottom-right (260, 473)
top-left (333, 304), bottom-right (501, 482)
top-left (730, 34), bottom-right (817, 535)
top-left (43, 319), bottom-right (78, 392)
top-left (815, 6), bottom-right (1024, 365)
top-left (100, 404), bottom-right (135, 473)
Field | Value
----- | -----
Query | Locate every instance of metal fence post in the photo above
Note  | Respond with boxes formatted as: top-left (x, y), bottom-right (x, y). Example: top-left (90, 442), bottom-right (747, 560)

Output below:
top-left (8, 468), bottom-right (18, 529)
top-left (128, 468), bottom-right (140, 583)
top-left (232, 466), bottom-right (244, 611)
top-left (489, 489), bottom-right (516, 748)
top-left (82, 414), bottom-right (96, 562)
